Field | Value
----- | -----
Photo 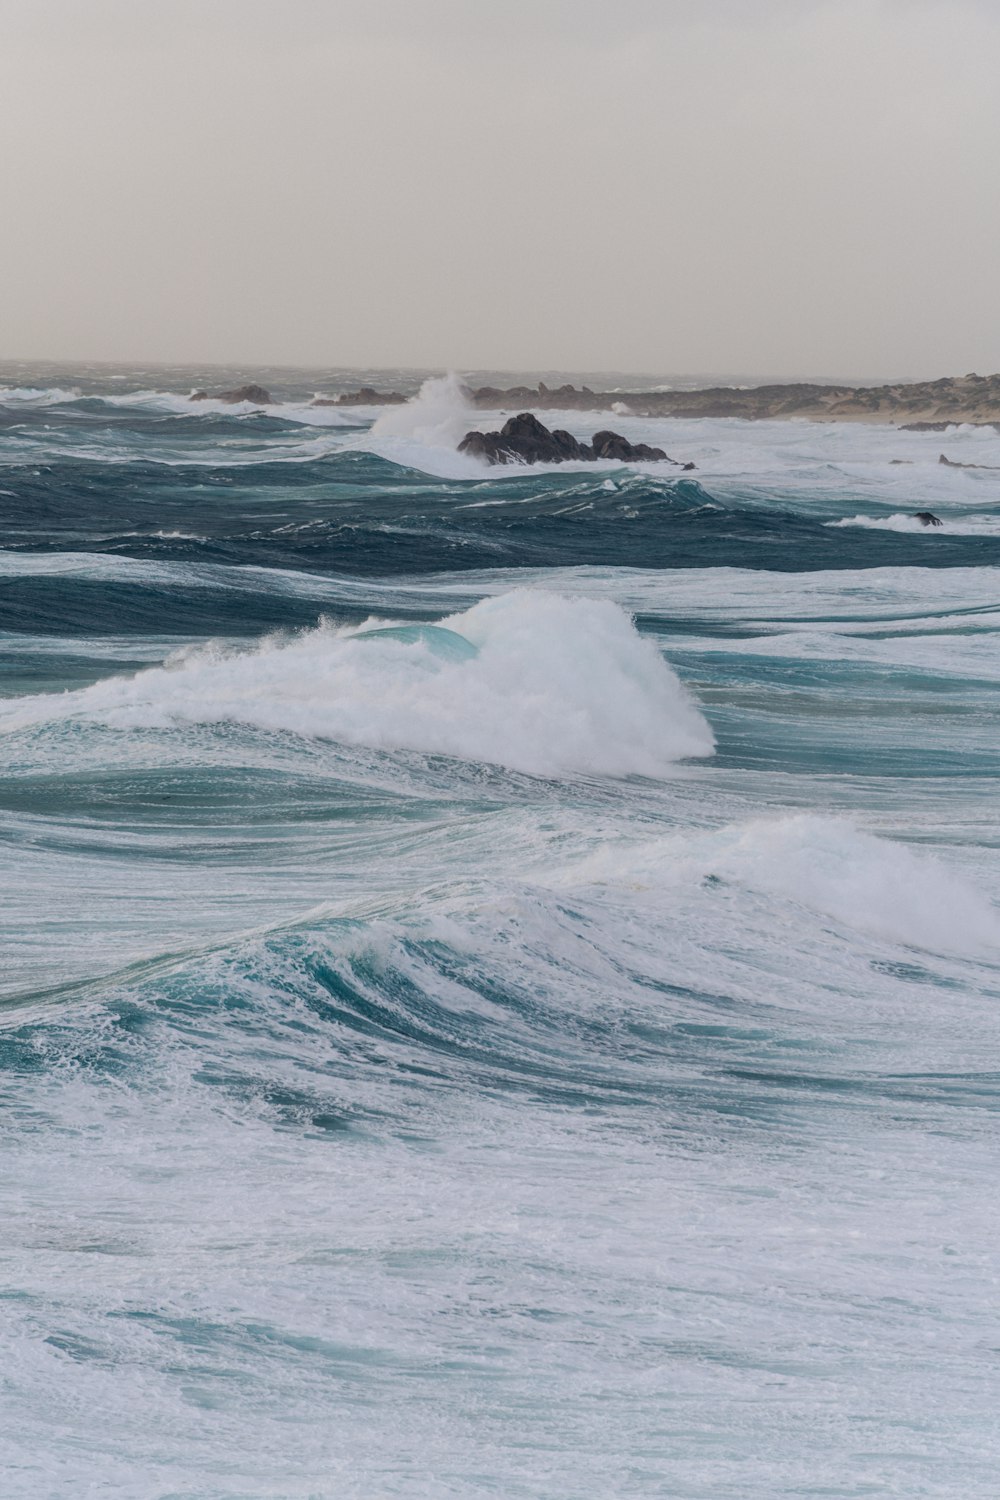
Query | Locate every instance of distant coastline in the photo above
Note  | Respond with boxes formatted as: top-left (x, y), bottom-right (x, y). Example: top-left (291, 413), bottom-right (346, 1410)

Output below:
top-left (322, 373), bottom-right (1000, 427)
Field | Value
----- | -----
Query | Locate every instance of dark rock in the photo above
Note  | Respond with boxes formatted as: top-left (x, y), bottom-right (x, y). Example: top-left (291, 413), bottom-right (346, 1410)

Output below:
top-left (591, 429), bottom-right (668, 462)
top-left (458, 412), bottom-right (676, 466)
top-left (314, 387), bottom-right (407, 406)
top-left (456, 429), bottom-right (506, 463)
top-left (548, 427), bottom-right (590, 460)
top-left (190, 384), bottom-right (273, 405)
top-left (939, 453), bottom-right (1000, 470)
top-left (470, 383), bottom-right (600, 412)
top-left (459, 413), bottom-right (586, 464)
top-left (913, 511), bottom-right (943, 526)
top-left (224, 384), bottom-right (273, 405)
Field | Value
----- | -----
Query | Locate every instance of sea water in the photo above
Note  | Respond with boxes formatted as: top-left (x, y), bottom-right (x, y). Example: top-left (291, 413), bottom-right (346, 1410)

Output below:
top-left (1, 367), bottom-right (999, 1498)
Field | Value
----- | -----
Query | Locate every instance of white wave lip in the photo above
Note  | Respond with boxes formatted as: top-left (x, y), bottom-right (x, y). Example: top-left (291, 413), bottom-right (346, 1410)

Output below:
top-left (828, 513), bottom-right (1000, 535)
top-left (573, 814), bottom-right (1000, 957)
top-left (3, 591), bottom-right (715, 777)
top-left (15, 386), bottom-right (359, 428)
top-left (710, 816), bottom-right (1000, 955)
top-left (0, 385), bottom-right (81, 405)
top-left (828, 513), bottom-right (943, 533)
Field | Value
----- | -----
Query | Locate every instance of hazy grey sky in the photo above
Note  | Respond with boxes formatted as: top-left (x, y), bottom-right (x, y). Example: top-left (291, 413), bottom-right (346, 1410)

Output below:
top-left (2, 0), bottom-right (998, 377)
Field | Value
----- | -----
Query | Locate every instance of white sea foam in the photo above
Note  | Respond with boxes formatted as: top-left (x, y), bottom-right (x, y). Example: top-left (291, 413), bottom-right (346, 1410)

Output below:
top-left (828, 512), bottom-right (1000, 535)
top-left (568, 814), bottom-right (1000, 957)
top-left (526, 411), bottom-right (1000, 509)
top-left (829, 513), bottom-right (944, 533)
top-left (0, 385), bottom-right (82, 405)
top-left (72, 388), bottom-right (357, 430)
top-left (1, 592), bottom-right (714, 776)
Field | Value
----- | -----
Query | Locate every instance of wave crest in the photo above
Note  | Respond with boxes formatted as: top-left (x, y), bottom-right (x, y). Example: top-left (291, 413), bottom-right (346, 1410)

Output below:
top-left (569, 814), bottom-right (1000, 956)
top-left (3, 591), bottom-right (715, 777)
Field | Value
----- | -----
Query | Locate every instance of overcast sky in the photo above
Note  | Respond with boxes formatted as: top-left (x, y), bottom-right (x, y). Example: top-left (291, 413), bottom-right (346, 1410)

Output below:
top-left (2, 0), bottom-right (998, 377)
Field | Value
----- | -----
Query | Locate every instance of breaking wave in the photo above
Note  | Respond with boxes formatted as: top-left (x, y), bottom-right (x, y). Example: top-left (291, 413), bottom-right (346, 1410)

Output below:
top-left (1, 591), bottom-right (715, 776)
top-left (566, 814), bottom-right (1000, 957)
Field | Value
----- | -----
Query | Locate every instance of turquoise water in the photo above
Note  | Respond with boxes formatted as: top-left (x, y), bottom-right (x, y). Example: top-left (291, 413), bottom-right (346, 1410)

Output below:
top-left (2, 369), bottom-right (999, 1498)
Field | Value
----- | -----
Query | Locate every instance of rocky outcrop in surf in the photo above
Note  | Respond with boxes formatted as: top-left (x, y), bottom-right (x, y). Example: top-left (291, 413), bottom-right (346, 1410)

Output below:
top-left (458, 413), bottom-right (689, 467)
top-left (311, 388), bottom-right (407, 407)
top-left (912, 512), bottom-right (943, 527)
top-left (190, 384), bottom-right (273, 405)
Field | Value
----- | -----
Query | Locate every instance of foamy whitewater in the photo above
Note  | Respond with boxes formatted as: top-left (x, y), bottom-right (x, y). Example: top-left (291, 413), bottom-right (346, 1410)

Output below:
top-left (2, 365), bottom-right (999, 1498)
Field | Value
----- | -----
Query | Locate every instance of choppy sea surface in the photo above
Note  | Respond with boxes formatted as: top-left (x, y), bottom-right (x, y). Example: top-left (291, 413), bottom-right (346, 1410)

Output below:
top-left (2, 365), bottom-right (999, 1499)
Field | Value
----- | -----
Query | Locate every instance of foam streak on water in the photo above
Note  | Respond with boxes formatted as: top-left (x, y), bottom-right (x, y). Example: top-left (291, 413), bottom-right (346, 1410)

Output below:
top-left (1, 368), bottom-right (999, 1499)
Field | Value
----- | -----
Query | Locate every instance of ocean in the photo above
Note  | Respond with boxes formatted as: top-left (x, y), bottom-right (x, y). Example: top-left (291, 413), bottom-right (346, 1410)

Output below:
top-left (1, 365), bottom-right (998, 1498)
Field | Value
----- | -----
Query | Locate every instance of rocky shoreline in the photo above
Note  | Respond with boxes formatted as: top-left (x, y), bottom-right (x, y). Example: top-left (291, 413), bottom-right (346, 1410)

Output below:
top-left (463, 373), bottom-right (1000, 425)
top-left (330, 373), bottom-right (1000, 426)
